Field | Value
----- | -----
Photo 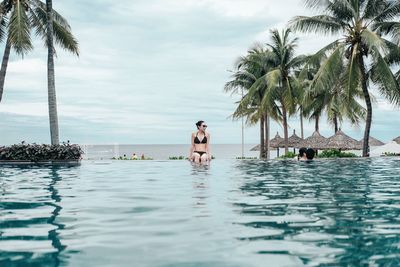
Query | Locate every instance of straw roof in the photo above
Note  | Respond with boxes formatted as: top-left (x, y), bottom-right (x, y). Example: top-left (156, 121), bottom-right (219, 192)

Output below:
top-left (250, 132), bottom-right (284, 151)
top-left (298, 131), bottom-right (328, 149)
top-left (325, 129), bottom-right (362, 150)
top-left (393, 136), bottom-right (400, 144)
top-left (278, 130), bottom-right (303, 148)
top-left (359, 136), bottom-right (385, 146)
top-left (270, 132), bottom-right (284, 148)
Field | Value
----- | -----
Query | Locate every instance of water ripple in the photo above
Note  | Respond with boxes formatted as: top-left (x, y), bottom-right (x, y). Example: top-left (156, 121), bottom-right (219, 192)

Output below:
top-left (1, 158), bottom-right (400, 266)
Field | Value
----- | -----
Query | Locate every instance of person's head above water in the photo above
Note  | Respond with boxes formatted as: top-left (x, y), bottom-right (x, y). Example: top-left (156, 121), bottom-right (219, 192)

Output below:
top-left (298, 147), bottom-right (307, 159)
top-left (306, 148), bottom-right (315, 160)
top-left (196, 121), bottom-right (207, 131)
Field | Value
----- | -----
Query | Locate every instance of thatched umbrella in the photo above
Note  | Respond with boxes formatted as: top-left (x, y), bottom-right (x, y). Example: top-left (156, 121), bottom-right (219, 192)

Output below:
top-left (270, 132), bottom-right (284, 157)
top-left (325, 129), bottom-right (362, 150)
top-left (393, 136), bottom-right (400, 145)
top-left (359, 136), bottom-right (385, 147)
top-left (278, 130), bottom-right (303, 153)
top-left (298, 131), bottom-right (328, 150)
top-left (250, 132), bottom-right (284, 154)
top-left (270, 132), bottom-right (284, 148)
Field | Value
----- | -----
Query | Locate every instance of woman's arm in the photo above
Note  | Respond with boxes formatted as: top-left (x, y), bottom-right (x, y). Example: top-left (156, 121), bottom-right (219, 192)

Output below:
top-left (189, 133), bottom-right (195, 159)
top-left (206, 133), bottom-right (211, 160)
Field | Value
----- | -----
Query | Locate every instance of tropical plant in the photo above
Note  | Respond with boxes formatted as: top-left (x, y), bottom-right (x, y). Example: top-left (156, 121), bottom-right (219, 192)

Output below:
top-left (225, 46), bottom-right (280, 159)
top-left (46, 0), bottom-right (58, 144)
top-left (291, 0), bottom-right (400, 156)
top-left (0, 0), bottom-right (79, 103)
top-left (278, 151), bottom-right (297, 159)
top-left (0, 141), bottom-right (83, 161)
top-left (300, 63), bottom-right (366, 133)
top-left (318, 149), bottom-right (357, 158)
top-left (260, 29), bottom-right (306, 154)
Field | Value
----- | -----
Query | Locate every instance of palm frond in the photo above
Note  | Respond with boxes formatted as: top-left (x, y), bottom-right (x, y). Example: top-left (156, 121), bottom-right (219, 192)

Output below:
top-left (342, 43), bottom-right (361, 100)
top-left (30, 2), bottom-right (79, 55)
top-left (290, 15), bottom-right (345, 35)
top-left (371, 1), bottom-right (400, 22)
top-left (370, 47), bottom-right (400, 105)
top-left (0, 14), bottom-right (7, 43)
top-left (31, 0), bottom-right (71, 30)
top-left (8, 0), bottom-right (32, 55)
top-left (310, 44), bottom-right (345, 95)
top-left (373, 21), bottom-right (400, 45)
top-left (363, 0), bottom-right (387, 19)
top-left (361, 28), bottom-right (388, 55)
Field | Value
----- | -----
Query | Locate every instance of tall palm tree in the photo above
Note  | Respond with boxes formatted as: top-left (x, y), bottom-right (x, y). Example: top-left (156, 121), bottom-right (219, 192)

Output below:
top-left (260, 29), bottom-right (305, 154)
top-left (46, 0), bottom-right (58, 144)
top-left (0, 0), bottom-right (79, 103)
top-left (225, 46), bottom-right (280, 159)
top-left (291, 0), bottom-right (400, 156)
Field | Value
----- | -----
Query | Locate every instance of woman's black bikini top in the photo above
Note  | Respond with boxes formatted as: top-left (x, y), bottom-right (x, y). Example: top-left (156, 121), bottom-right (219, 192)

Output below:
top-left (194, 132), bottom-right (207, 144)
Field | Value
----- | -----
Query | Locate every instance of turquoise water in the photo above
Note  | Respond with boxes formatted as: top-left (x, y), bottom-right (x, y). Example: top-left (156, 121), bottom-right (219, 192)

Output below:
top-left (1, 158), bottom-right (400, 266)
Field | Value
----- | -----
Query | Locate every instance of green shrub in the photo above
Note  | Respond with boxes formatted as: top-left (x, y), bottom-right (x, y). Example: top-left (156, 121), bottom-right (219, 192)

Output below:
top-left (169, 156), bottom-right (186, 160)
top-left (318, 149), bottom-right (357, 158)
top-left (278, 152), bottom-right (297, 159)
top-left (112, 156), bottom-right (153, 160)
top-left (383, 152), bottom-right (400, 156)
top-left (0, 141), bottom-right (83, 161)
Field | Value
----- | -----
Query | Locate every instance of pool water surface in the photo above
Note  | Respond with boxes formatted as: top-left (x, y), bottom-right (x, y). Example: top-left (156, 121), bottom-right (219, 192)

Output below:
top-left (1, 158), bottom-right (400, 266)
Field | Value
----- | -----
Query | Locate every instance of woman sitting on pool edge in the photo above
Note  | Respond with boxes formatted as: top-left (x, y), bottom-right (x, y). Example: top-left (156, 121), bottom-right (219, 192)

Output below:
top-left (189, 120), bottom-right (211, 163)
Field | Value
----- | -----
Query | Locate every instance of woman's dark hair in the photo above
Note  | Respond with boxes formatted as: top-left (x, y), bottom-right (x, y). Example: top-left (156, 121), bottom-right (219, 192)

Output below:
top-left (306, 148), bottom-right (315, 160)
top-left (298, 147), bottom-right (307, 158)
top-left (196, 120), bottom-right (204, 129)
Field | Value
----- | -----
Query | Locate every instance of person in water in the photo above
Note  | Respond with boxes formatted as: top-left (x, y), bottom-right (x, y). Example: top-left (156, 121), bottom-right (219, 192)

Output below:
top-left (189, 120), bottom-right (211, 163)
top-left (306, 148), bottom-right (315, 160)
top-left (298, 147), bottom-right (308, 161)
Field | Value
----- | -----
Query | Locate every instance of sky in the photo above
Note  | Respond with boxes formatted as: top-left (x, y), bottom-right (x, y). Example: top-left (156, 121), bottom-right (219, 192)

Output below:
top-left (0, 0), bottom-right (399, 145)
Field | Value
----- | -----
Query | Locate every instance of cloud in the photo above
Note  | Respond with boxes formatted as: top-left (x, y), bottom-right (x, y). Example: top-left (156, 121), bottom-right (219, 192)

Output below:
top-left (0, 0), bottom-right (398, 145)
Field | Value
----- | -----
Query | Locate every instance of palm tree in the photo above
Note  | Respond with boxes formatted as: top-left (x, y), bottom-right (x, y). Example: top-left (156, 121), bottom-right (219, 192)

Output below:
top-left (299, 55), bottom-right (366, 134)
top-left (260, 29), bottom-right (305, 154)
top-left (0, 0), bottom-right (79, 103)
top-left (46, 0), bottom-right (58, 144)
top-left (225, 46), bottom-right (280, 159)
top-left (291, 0), bottom-right (400, 156)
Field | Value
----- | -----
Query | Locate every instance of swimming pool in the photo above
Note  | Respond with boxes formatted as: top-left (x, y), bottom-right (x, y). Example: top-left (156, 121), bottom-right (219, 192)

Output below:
top-left (1, 158), bottom-right (400, 266)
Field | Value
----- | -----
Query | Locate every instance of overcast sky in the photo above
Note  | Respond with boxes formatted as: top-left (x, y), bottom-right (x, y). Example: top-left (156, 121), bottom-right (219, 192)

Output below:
top-left (0, 0), bottom-right (399, 145)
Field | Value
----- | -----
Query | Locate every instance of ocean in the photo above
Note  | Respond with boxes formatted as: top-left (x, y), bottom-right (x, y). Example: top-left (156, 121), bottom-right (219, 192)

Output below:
top-left (82, 144), bottom-right (365, 160)
top-left (82, 144), bottom-right (269, 160)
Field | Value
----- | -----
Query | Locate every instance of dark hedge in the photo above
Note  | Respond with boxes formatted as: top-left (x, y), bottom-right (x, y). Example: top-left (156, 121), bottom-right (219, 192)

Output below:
top-left (0, 142), bottom-right (83, 161)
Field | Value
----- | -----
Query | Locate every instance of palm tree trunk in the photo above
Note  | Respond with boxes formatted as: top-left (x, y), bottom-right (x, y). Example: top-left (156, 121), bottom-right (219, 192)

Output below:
top-left (259, 115), bottom-right (265, 159)
top-left (282, 104), bottom-right (289, 154)
top-left (264, 112), bottom-right (270, 159)
top-left (315, 115), bottom-right (319, 132)
top-left (0, 36), bottom-right (12, 103)
top-left (333, 112), bottom-right (339, 133)
top-left (359, 56), bottom-right (372, 157)
top-left (46, 0), bottom-right (59, 145)
top-left (300, 107), bottom-right (304, 139)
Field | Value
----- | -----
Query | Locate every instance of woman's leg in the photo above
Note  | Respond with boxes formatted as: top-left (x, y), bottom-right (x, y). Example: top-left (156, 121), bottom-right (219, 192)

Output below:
top-left (193, 152), bottom-right (201, 163)
top-left (200, 153), bottom-right (208, 162)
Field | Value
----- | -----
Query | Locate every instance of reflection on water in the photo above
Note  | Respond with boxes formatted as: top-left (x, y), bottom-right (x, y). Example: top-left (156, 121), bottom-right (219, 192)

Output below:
top-left (234, 159), bottom-right (400, 266)
top-left (0, 166), bottom-right (79, 266)
top-left (1, 158), bottom-right (400, 266)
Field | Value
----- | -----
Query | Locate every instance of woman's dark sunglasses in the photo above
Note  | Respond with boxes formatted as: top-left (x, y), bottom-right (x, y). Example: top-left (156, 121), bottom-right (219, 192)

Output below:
top-left (202, 125), bottom-right (207, 128)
